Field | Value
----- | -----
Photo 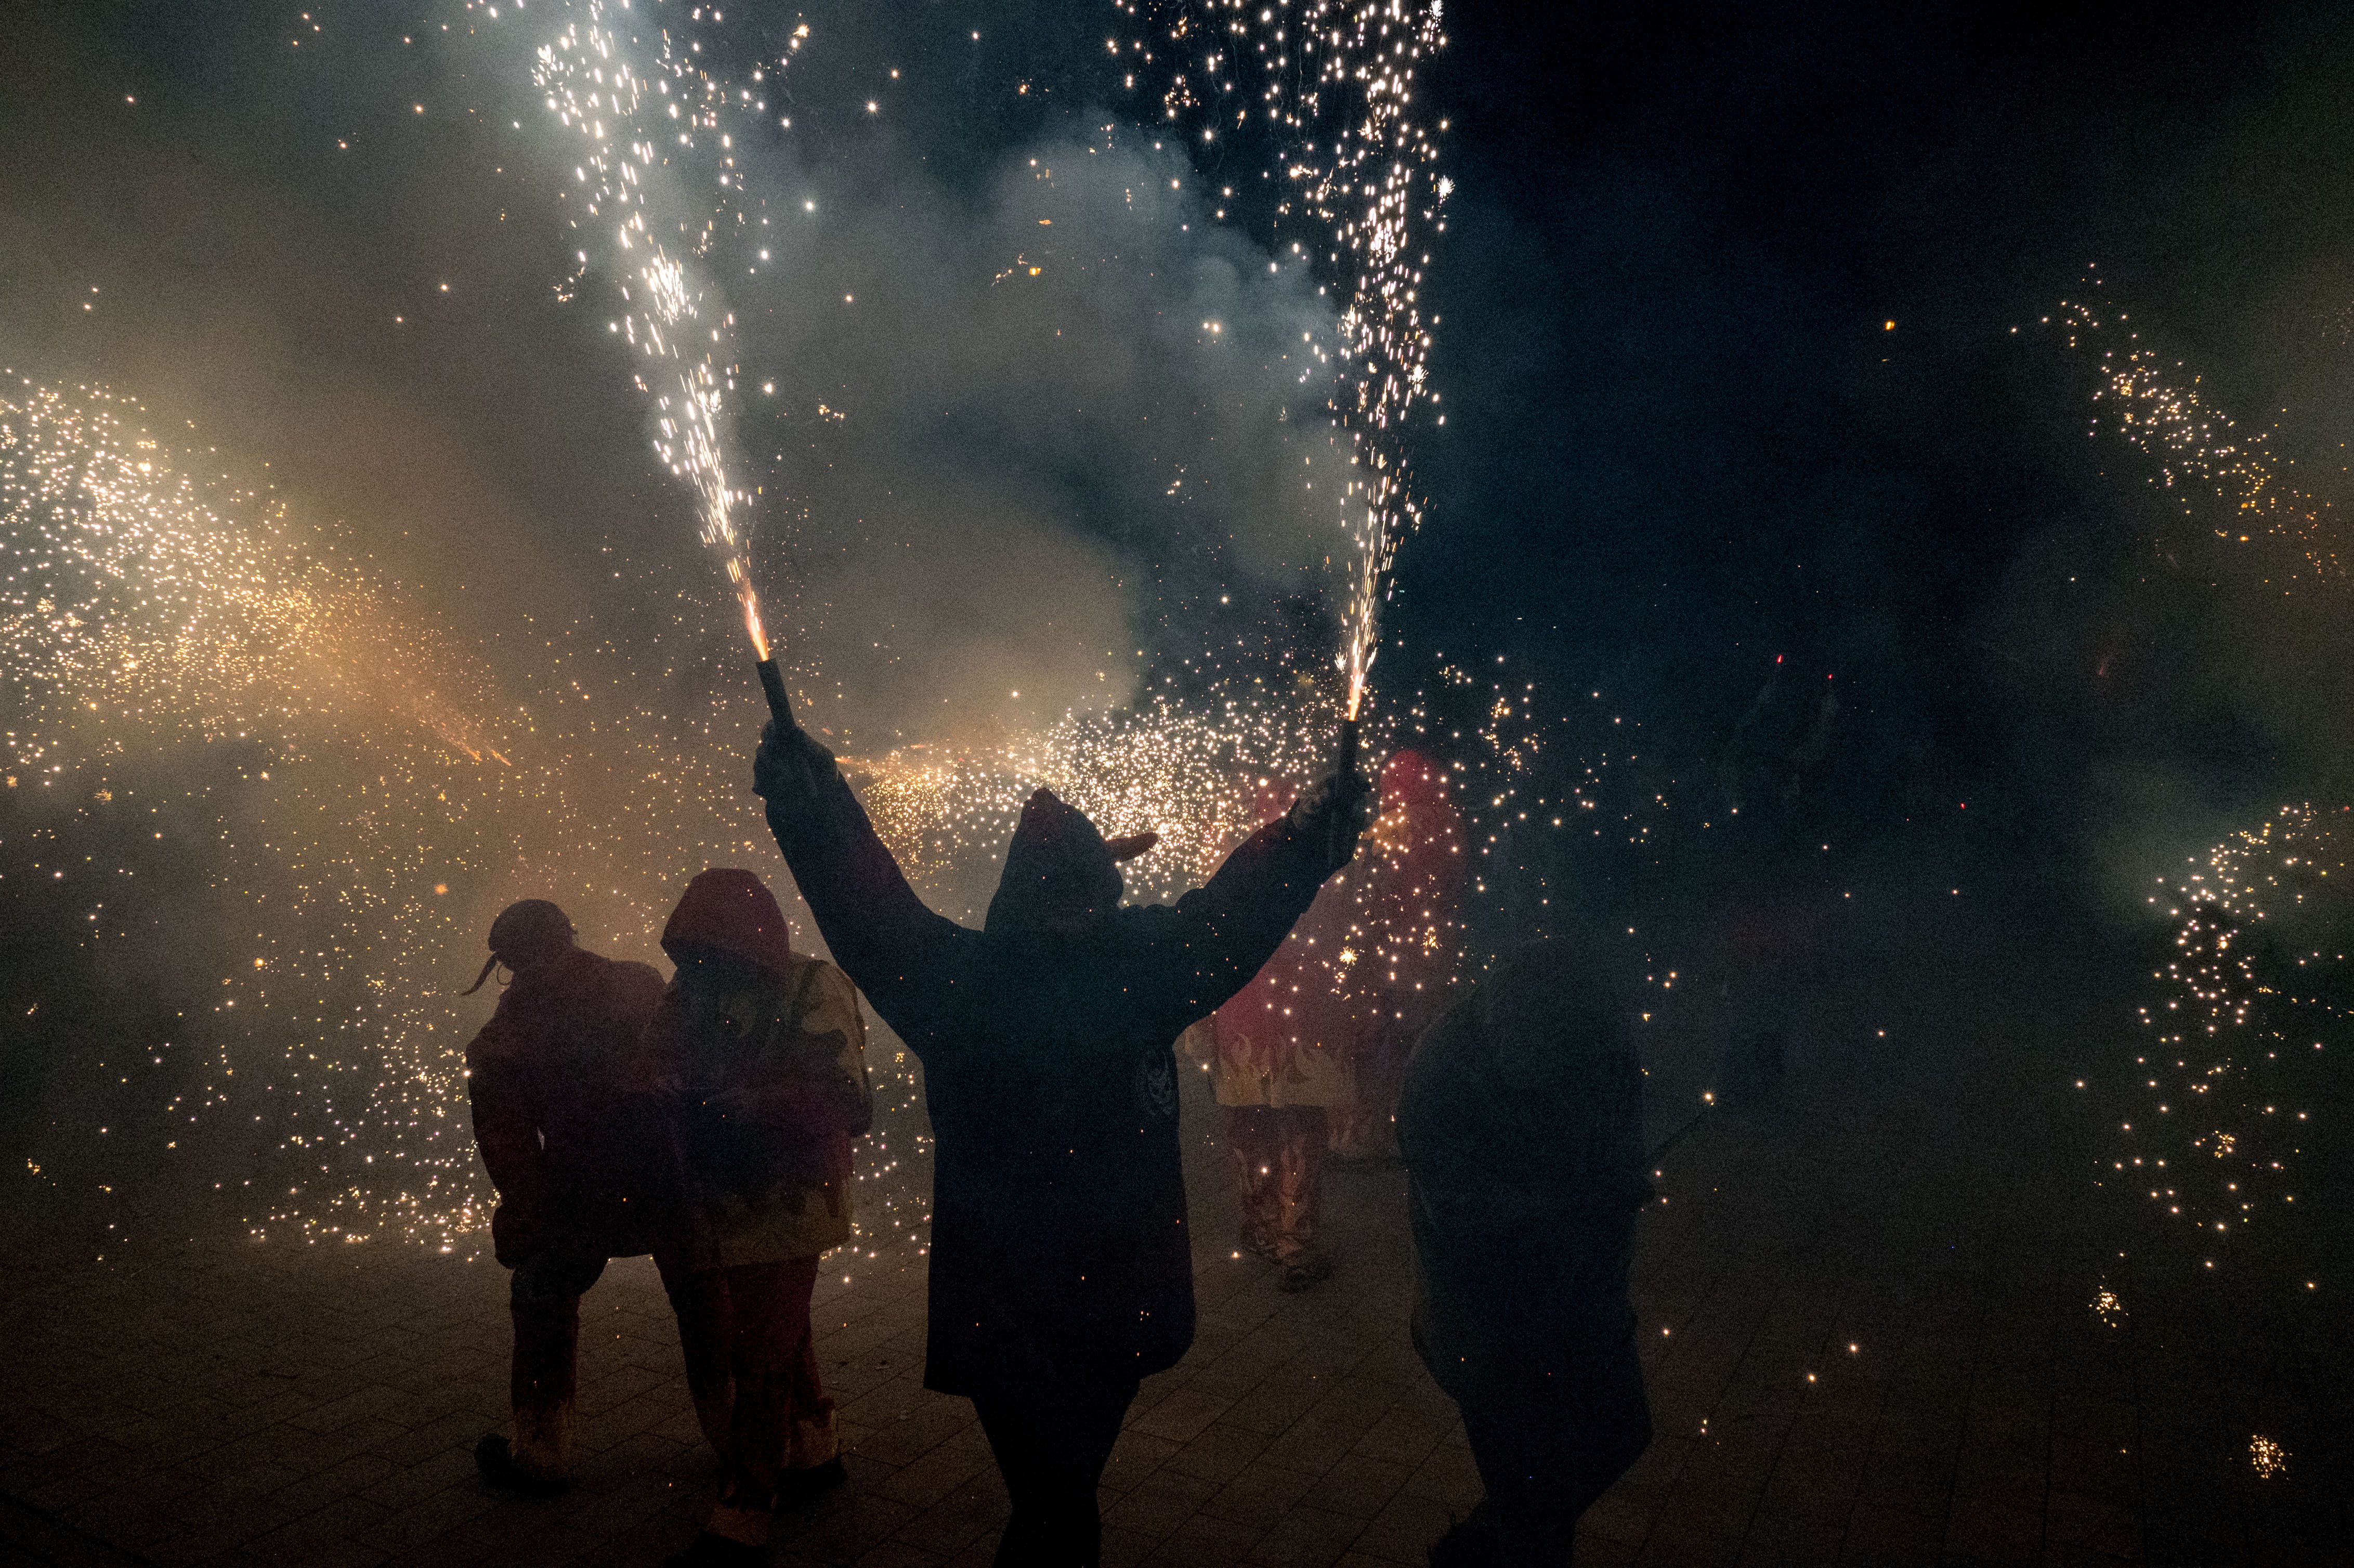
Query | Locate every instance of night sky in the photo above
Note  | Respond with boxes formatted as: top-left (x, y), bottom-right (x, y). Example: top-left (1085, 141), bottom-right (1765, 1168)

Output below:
top-left (7, 0), bottom-right (2354, 1242)
top-left (9, 1), bottom-right (2354, 864)
top-left (1423, 0), bottom-right (2354, 857)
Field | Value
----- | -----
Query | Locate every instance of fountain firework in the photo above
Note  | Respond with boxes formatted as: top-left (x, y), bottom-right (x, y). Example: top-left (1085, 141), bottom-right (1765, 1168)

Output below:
top-left (1123, 0), bottom-right (1451, 723)
top-left (8, 378), bottom-right (1654, 1250)
top-left (531, 0), bottom-right (783, 681)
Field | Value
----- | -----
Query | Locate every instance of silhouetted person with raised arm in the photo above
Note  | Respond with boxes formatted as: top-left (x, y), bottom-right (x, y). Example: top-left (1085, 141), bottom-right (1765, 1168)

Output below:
top-left (754, 715), bottom-right (1370, 1568)
top-left (1400, 939), bottom-right (1652, 1567)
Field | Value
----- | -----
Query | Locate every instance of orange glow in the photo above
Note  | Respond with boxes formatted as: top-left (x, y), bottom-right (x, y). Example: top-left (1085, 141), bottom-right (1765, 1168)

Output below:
top-left (741, 583), bottom-right (770, 661)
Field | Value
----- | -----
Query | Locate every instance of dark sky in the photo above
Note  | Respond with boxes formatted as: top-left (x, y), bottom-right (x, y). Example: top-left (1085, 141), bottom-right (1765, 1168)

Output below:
top-left (7, 0), bottom-right (2354, 893)
top-left (1414, 0), bottom-right (2354, 877)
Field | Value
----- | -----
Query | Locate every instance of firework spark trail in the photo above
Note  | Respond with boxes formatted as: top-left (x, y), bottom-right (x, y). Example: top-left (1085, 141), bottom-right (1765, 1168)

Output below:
top-left (533, 0), bottom-right (781, 656)
top-left (0, 382), bottom-right (503, 766)
top-left (2051, 292), bottom-right (2347, 1284)
top-left (4, 381), bottom-right (518, 1244)
top-left (2123, 807), bottom-right (2339, 1259)
top-left (10, 381), bottom-right (1653, 1256)
top-left (848, 660), bottom-right (1655, 1028)
top-left (4, 7), bottom-right (1628, 1253)
top-left (2048, 292), bottom-right (2342, 579)
top-left (1127, 0), bottom-right (1449, 718)
top-left (0, 381), bottom-right (877, 1251)
top-left (847, 689), bottom-right (1345, 917)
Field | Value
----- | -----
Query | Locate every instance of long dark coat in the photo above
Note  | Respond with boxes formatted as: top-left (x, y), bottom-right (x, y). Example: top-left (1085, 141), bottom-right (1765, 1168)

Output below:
top-left (765, 772), bottom-right (1330, 1395)
top-left (1397, 940), bottom-right (1652, 1469)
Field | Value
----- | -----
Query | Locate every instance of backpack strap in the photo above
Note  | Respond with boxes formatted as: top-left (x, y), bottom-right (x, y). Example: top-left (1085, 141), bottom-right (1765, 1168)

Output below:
top-left (783, 958), bottom-right (828, 1037)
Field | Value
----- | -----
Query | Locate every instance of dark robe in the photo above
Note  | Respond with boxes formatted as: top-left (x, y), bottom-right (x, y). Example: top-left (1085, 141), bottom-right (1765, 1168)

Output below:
top-left (1398, 940), bottom-right (1653, 1528)
top-left (765, 769), bottom-right (1332, 1395)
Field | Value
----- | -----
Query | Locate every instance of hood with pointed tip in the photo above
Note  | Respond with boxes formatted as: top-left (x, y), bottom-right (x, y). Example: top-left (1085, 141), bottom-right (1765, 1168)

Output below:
top-left (983, 787), bottom-right (1157, 934)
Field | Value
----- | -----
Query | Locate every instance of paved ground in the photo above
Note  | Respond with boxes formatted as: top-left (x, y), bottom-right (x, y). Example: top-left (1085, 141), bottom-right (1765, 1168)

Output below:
top-left (4, 885), bottom-right (2348, 1567)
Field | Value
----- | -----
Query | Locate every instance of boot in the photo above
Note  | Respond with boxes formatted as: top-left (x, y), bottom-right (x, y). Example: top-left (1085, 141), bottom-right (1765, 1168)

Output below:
top-left (1278, 1251), bottom-right (1332, 1293)
top-left (512, 1397), bottom-right (577, 1483)
top-left (474, 1433), bottom-right (567, 1497)
top-left (664, 1533), bottom-right (765, 1567)
top-left (776, 1402), bottom-right (847, 1506)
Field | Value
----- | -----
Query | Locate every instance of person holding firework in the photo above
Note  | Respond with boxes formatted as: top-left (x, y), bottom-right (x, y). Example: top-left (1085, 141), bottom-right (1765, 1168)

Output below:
top-left (752, 711), bottom-right (1371, 1568)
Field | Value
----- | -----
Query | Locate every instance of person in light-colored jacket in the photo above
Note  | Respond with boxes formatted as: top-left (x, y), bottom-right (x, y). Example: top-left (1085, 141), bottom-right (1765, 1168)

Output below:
top-left (644, 868), bottom-right (874, 1567)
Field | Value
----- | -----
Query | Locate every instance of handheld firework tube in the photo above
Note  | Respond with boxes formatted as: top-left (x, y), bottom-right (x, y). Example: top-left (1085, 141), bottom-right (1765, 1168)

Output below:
top-left (1330, 715), bottom-right (1361, 868)
top-left (755, 658), bottom-right (797, 729)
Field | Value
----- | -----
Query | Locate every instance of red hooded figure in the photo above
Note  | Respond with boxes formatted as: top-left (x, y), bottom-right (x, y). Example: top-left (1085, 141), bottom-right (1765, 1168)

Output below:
top-left (1185, 777), bottom-right (1360, 1286)
top-left (642, 868), bottom-right (874, 1562)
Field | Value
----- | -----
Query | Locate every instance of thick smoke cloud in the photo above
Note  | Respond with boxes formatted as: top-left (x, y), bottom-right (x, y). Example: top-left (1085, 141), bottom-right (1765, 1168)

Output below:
top-left (0, 4), bottom-right (1349, 760)
top-left (719, 128), bottom-right (1345, 746)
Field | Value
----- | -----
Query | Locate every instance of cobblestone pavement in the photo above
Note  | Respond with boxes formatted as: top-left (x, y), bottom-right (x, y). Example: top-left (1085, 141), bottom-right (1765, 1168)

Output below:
top-left (5, 899), bottom-right (2348, 1567)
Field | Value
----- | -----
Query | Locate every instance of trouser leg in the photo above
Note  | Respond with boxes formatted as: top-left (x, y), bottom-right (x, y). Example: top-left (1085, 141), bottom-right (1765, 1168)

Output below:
top-left (507, 1246), bottom-right (606, 1481)
top-left (721, 1260), bottom-right (802, 1513)
top-left (974, 1378), bottom-right (1136, 1568)
top-left (776, 1257), bottom-right (839, 1471)
top-left (658, 1256), bottom-right (817, 1547)
top-left (1272, 1106), bottom-right (1328, 1266)
top-left (656, 1249), bottom-right (737, 1459)
top-left (1458, 1392), bottom-right (1629, 1568)
top-left (1337, 1046), bottom-right (1393, 1156)
top-left (1225, 1106), bottom-right (1278, 1253)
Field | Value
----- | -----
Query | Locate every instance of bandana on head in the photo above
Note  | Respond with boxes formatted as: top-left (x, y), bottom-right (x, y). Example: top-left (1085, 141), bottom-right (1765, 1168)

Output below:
top-left (461, 898), bottom-right (576, 995)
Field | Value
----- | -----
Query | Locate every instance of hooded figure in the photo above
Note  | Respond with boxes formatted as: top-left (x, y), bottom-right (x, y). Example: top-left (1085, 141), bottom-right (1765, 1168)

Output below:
top-left (755, 718), bottom-right (1368, 1568)
top-left (642, 868), bottom-right (874, 1567)
top-left (461, 899), bottom-right (668, 1492)
top-left (1398, 939), bottom-right (1653, 1567)
top-left (1185, 775), bottom-right (1357, 1290)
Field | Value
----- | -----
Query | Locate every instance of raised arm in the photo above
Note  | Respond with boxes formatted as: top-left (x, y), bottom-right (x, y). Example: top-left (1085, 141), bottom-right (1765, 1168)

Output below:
top-left (1130, 767), bottom-right (1374, 1028)
top-left (753, 720), bottom-right (969, 1035)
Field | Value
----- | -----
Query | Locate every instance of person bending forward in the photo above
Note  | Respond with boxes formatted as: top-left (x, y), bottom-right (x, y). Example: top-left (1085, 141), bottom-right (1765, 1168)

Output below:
top-left (648, 868), bottom-right (875, 1566)
top-left (755, 719), bottom-right (1367, 1568)
top-left (462, 899), bottom-right (669, 1492)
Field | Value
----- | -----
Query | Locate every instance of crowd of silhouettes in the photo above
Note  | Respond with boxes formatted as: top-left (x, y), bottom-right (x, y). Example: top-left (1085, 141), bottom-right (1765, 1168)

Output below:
top-left (461, 703), bottom-right (1668, 1567)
